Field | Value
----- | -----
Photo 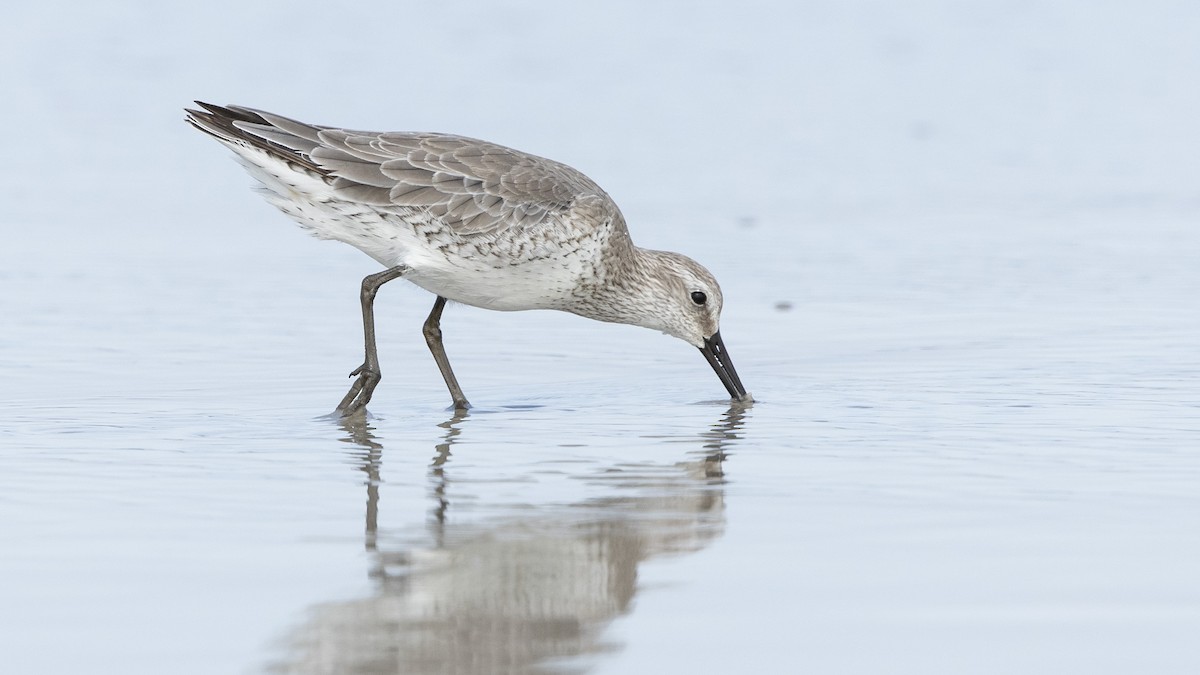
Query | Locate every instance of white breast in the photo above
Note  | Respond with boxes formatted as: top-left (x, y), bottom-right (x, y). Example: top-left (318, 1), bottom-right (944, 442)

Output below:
top-left (229, 143), bottom-right (614, 312)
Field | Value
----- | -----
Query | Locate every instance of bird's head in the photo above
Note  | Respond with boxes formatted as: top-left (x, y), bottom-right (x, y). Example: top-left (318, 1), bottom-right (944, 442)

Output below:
top-left (615, 250), bottom-right (750, 402)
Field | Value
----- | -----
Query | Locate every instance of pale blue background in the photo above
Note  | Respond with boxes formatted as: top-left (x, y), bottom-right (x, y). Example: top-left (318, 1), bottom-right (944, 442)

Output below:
top-left (2, 2), bottom-right (1198, 673)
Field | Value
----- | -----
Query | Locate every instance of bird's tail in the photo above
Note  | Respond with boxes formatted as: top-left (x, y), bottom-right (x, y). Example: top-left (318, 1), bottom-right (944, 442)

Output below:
top-left (184, 101), bottom-right (328, 176)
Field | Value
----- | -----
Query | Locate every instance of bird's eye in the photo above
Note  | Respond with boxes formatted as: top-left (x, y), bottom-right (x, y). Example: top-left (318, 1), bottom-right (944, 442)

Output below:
top-left (690, 291), bottom-right (707, 305)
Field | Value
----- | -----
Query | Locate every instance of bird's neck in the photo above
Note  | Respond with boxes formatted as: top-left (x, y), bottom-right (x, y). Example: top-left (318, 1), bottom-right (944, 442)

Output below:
top-left (566, 236), bottom-right (666, 330)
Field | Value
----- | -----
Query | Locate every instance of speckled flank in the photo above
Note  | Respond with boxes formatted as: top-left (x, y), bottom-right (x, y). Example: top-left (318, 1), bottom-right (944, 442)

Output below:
top-left (186, 102), bottom-right (747, 401)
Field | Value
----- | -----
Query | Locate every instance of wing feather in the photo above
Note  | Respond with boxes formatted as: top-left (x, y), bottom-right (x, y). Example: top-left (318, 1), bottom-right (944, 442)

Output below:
top-left (186, 102), bottom-right (624, 236)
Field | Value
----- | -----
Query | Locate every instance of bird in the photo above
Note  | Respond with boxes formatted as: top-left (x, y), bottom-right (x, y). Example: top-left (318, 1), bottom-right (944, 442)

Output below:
top-left (185, 102), bottom-right (749, 414)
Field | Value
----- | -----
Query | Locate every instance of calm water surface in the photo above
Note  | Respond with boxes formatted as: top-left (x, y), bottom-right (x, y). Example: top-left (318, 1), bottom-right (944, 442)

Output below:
top-left (3, 208), bottom-right (1197, 674)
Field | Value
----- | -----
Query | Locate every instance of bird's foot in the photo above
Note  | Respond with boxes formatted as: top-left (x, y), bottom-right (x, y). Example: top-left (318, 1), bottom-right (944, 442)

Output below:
top-left (335, 363), bottom-right (381, 416)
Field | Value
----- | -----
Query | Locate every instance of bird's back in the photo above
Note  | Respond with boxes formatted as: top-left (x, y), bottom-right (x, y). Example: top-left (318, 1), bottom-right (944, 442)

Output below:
top-left (186, 103), bottom-right (633, 311)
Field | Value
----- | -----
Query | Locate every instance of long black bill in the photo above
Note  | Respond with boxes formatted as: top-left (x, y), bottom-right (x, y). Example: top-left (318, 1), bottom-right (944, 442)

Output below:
top-left (699, 331), bottom-right (749, 401)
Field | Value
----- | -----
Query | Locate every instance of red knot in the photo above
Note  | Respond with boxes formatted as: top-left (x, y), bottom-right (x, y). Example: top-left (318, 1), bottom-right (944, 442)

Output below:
top-left (186, 103), bottom-right (749, 414)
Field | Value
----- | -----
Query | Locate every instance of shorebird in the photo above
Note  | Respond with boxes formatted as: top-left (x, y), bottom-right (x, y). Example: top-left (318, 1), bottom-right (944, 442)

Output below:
top-left (186, 102), bottom-right (749, 413)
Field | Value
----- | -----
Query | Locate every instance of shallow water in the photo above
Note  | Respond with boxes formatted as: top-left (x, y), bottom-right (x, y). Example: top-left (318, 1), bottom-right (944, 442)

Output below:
top-left (4, 2), bottom-right (1200, 673)
top-left (5, 206), bottom-right (1198, 674)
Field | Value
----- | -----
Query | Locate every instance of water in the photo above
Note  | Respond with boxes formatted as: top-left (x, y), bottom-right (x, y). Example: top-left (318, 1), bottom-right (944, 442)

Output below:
top-left (3, 2), bottom-right (1200, 673)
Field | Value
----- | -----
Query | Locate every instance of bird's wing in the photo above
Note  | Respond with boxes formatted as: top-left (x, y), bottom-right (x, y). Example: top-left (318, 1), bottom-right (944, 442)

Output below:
top-left (186, 102), bottom-right (618, 236)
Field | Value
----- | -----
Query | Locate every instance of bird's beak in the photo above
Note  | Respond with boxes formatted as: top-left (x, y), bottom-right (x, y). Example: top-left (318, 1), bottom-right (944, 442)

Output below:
top-left (699, 331), bottom-right (749, 401)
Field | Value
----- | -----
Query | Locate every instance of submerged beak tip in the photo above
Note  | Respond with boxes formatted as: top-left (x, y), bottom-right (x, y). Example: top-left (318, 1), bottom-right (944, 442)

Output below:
top-left (699, 332), bottom-right (747, 401)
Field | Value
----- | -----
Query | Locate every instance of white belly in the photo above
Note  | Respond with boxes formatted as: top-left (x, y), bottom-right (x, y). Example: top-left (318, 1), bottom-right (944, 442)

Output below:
top-left (232, 147), bottom-right (602, 312)
top-left (256, 177), bottom-right (587, 311)
top-left (406, 258), bottom-right (581, 311)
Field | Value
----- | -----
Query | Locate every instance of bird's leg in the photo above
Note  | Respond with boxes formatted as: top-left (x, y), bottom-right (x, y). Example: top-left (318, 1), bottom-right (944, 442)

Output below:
top-left (423, 296), bottom-right (471, 410)
top-left (336, 265), bottom-right (409, 416)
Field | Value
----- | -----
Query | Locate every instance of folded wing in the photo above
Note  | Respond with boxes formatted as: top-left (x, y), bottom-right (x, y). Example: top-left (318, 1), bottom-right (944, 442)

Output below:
top-left (186, 102), bottom-right (615, 236)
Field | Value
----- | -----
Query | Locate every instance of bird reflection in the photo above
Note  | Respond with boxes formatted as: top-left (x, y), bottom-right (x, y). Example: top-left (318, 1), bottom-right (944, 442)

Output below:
top-left (272, 403), bottom-right (750, 675)
top-left (335, 415), bottom-right (384, 551)
top-left (428, 408), bottom-right (468, 540)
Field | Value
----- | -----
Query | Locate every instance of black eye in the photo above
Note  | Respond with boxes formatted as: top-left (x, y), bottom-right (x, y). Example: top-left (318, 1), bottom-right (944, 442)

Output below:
top-left (690, 291), bottom-right (707, 305)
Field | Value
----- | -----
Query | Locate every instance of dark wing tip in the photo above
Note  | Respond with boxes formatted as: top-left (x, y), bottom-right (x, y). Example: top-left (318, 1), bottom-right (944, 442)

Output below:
top-left (186, 101), bottom-right (268, 133)
top-left (191, 101), bottom-right (266, 122)
top-left (184, 101), bottom-right (325, 175)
